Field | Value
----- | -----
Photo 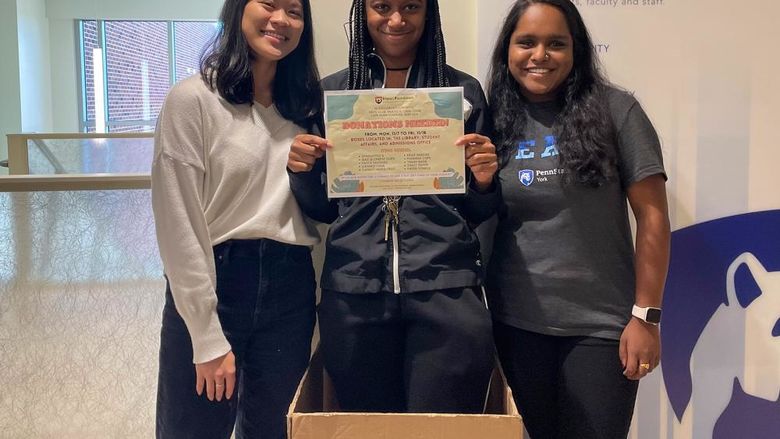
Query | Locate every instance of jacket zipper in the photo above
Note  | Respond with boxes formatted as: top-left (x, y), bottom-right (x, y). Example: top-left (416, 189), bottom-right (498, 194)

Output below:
top-left (383, 195), bottom-right (402, 294)
top-left (372, 54), bottom-right (408, 294)
top-left (391, 223), bottom-right (401, 294)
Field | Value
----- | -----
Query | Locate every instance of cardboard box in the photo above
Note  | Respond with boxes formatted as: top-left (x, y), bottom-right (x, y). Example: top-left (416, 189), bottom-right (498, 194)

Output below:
top-left (287, 348), bottom-right (522, 439)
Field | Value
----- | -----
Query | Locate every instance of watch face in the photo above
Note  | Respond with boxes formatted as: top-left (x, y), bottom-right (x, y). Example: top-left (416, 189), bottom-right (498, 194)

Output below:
top-left (646, 308), bottom-right (662, 323)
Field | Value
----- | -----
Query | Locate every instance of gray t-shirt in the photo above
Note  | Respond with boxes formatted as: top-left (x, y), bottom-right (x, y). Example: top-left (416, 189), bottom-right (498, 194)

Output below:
top-left (486, 87), bottom-right (666, 340)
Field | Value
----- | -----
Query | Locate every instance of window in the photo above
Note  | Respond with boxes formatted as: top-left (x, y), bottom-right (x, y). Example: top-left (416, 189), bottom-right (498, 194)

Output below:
top-left (78, 20), bottom-right (218, 133)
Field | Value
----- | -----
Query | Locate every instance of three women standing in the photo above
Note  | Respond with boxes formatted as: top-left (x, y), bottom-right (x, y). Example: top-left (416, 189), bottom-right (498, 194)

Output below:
top-left (152, 0), bottom-right (669, 436)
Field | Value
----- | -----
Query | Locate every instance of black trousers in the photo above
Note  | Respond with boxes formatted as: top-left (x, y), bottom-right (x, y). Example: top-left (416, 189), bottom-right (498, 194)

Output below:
top-left (156, 239), bottom-right (316, 439)
top-left (318, 287), bottom-right (495, 413)
top-left (493, 321), bottom-right (639, 439)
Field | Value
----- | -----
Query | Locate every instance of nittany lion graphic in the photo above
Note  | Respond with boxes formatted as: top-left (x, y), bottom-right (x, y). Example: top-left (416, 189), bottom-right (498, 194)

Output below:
top-left (661, 210), bottom-right (780, 438)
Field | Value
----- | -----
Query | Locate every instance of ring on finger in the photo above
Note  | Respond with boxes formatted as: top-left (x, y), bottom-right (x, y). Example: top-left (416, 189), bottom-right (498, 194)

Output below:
top-left (639, 363), bottom-right (651, 371)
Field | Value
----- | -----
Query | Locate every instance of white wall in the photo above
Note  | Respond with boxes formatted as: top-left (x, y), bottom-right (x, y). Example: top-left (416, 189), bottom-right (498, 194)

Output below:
top-left (311, 0), bottom-right (351, 77)
top-left (438, 0), bottom-right (477, 76)
top-left (47, 20), bottom-right (80, 133)
top-left (18, 0), bottom-right (53, 133)
top-left (0, 0), bottom-right (20, 174)
top-left (476, 0), bottom-right (512, 84)
top-left (44, 0), bottom-right (224, 20)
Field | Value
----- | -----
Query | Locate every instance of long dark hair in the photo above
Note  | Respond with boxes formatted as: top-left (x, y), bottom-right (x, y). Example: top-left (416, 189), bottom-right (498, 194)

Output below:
top-left (347, 0), bottom-right (449, 89)
top-left (487, 0), bottom-right (615, 187)
top-left (201, 0), bottom-right (321, 127)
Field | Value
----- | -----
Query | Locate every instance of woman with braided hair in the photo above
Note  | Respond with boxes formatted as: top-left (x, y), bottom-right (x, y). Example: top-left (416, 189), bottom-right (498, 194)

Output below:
top-left (287, 0), bottom-right (499, 413)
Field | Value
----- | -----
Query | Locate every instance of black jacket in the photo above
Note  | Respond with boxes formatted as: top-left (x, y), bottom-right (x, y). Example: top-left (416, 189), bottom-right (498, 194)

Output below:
top-left (289, 55), bottom-right (499, 294)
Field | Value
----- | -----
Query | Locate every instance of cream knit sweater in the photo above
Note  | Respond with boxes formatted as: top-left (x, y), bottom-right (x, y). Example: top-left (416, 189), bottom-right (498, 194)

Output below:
top-left (151, 75), bottom-right (319, 364)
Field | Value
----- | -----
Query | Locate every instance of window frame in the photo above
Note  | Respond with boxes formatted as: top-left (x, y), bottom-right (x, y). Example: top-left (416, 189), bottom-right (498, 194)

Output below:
top-left (76, 19), bottom-right (216, 133)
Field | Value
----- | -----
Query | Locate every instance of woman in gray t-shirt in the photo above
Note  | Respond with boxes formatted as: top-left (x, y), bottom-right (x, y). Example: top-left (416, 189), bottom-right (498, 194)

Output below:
top-left (485, 1), bottom-right (670, 438)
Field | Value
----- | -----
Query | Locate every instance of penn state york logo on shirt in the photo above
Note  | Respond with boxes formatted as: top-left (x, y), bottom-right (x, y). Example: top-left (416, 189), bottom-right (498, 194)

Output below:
top-left (518, 170), bottom-right (534, 186)
top-left (513, 135), bottom-right (564, 186)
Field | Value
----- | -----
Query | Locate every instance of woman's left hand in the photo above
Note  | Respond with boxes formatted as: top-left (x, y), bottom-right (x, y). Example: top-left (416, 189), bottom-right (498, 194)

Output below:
top-left (619, 317), bottom-right (661, 380)
top-left (457, 134), bottom-right (498, 192)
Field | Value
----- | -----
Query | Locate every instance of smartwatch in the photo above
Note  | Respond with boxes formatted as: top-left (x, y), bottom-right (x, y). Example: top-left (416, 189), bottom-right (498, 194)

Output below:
top-left (632, 304), bottom-right (662, 325)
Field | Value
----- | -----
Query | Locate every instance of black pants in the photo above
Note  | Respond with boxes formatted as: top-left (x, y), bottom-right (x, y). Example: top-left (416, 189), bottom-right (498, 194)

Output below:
top-left (493, 321), bottom-right (638, 439)
top-left (156, 239), bottom-right (316, 439)
top-left (318, 287), bottom-right (495, 413)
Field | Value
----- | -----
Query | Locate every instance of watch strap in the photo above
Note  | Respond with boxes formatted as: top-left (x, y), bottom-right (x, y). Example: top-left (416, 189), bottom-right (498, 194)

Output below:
top-left (632, 304), bottom-right (662, 325)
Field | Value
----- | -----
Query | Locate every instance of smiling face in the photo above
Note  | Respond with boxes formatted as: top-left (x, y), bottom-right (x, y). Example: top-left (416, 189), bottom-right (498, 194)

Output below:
top-left (507, 3), bottom-right (574, 103)
top-left (241, 0), bottom-right (305, 64)
top-left (366, 0), bottom-right (427, 68)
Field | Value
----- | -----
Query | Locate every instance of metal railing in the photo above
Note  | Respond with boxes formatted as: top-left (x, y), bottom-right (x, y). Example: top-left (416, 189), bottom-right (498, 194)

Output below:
top-left (2, 133), bottom-right (153, 191)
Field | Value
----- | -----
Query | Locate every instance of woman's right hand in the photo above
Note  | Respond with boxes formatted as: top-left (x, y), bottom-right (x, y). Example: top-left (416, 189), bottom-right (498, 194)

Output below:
top-left (195, 350), bottom-right (236, 402)
top-left (288, 134), bottom-right (332, 173)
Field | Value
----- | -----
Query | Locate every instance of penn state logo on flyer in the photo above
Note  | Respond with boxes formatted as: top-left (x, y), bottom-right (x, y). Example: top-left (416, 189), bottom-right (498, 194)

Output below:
top-left (661, 210), bottom-right (780, 438)
top-left (518, 169), bottom-right (534, 187)
top-left (374, 96), bottom-right (383, 105)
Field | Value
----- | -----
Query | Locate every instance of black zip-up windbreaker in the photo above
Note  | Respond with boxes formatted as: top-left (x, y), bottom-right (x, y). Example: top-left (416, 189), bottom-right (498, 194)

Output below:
top-left (289, 55), bottom-right (499, 294)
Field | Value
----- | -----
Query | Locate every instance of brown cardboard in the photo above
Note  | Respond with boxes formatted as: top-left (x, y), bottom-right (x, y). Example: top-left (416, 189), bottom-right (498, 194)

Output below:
top-left (287, 348), bottom-right (522, 439)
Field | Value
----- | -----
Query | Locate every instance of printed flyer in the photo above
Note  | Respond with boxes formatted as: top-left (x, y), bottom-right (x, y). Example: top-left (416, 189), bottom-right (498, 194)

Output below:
top-left (324, 87), bottom-right (465, 198)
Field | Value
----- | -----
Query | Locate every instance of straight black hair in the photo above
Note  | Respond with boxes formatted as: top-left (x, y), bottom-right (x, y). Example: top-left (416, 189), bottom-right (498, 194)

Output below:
top-left (201, 0), bottom-right (322, 127)
top-left (487, 0), bottom-right (615, 187)
top-left (347, 0), bottom-right (449, 89)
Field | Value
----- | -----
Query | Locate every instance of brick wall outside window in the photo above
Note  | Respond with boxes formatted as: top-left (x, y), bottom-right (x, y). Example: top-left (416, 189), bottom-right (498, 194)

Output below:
top-left (82, 20), bottom-right (98, 126)
top-left (174, 22), bottom-right (219, 82)
top-left (79, 20), bottom-right (217, 133)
